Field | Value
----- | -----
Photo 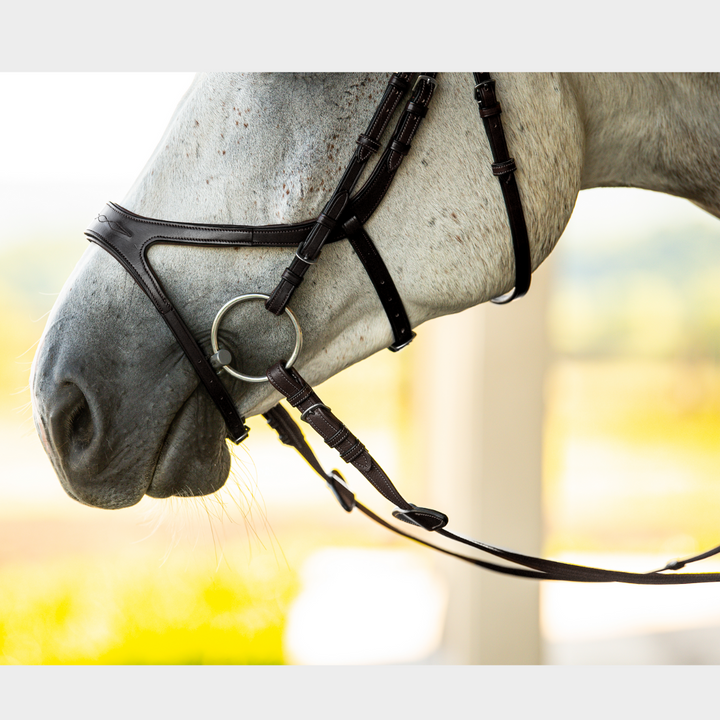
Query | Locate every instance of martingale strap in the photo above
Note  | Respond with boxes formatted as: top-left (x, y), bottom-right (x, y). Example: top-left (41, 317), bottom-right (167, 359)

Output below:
top-left (264, 363), bottom-right (720, 584)
top-left (473, 72), bottom-right (532, 303)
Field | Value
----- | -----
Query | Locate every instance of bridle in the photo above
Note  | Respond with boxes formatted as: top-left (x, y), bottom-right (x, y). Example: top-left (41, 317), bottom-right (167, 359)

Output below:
top-left (86, 72), bottom-right (720, 584)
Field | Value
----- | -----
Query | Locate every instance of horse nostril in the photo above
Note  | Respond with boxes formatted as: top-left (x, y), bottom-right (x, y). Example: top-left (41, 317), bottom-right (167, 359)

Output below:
top-left (48, 382), bottom-right (96, 461)
top-left (67, 392), bottom-right (94, 448)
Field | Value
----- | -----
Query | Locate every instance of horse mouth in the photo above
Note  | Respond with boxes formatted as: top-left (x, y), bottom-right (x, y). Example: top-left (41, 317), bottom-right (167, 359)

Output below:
top-left (146, 385), bottom-right (231, 499)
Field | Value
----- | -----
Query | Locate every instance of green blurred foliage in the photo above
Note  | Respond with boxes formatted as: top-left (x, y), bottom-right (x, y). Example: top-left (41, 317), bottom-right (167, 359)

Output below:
top-left (0, 549), bottom-right (297, 664)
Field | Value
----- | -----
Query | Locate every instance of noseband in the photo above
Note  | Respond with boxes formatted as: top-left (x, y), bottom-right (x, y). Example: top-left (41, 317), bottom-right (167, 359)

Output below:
top-left (86, 73), bottom-right (720, 583)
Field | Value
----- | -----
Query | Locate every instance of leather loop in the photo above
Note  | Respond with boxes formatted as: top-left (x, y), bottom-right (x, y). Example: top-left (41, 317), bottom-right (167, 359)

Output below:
top-left (356, 134), bottom-right (381, 153)
top-left (342, 216), bottom-right (415, 351)
top-left (405, 101), bottom-right (428, 118)
top-left (492, 158), bottom-right (517, 175)
top-left (316, 212), bottom-right (336, 230)
top-left (388, 74), bottom-right (410, 91)
top-left (478, 104), bottom-right (502, 118)
top-left (280, 267), bottom-right (303, 287)
top-left (326, 425), bottom-right (350, 449)
top-left (339, 439), bottom-right (366, 464)
top-left (389, 139), bottom-right (410, 156)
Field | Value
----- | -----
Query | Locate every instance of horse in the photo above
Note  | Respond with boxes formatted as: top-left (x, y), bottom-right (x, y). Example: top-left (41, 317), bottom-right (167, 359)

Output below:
top-left (30, 72), bottom-right (720, 525)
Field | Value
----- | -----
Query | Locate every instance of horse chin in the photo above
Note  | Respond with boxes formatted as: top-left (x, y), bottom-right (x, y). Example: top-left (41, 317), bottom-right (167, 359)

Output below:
top-left (145, 387), bottom-right (231, 499)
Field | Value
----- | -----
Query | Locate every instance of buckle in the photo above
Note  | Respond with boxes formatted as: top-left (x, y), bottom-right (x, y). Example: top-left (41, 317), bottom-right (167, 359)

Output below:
top-left (413, 74), bottom-right (437, 92)
top-left (474, 78), bottom-right (496, 102)
top-left (295, 249), bottom-right (316, 266)
top-left (392, 504), bottom-right (448, 531)
top-left (326, 470), bottom-right (355, 512)
top-left (300, 402), bottom-right (330, 422)
top-left (389, 331), bottom-right (417, 353)
top-left (228, 423), bottom-right (250, 445)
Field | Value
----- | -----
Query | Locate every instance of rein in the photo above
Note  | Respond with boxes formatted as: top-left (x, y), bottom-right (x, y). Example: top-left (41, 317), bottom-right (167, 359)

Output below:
top-left (86, 73), bottom-right (720, 583)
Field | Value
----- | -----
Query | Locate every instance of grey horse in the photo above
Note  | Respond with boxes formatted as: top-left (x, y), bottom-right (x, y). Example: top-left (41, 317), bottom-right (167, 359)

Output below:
top-left (30, 73), bottom-right (720, 510)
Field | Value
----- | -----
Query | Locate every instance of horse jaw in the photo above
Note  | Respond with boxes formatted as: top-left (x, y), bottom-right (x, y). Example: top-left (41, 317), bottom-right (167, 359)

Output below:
top-left (32, 72), bottom-right (585, 508)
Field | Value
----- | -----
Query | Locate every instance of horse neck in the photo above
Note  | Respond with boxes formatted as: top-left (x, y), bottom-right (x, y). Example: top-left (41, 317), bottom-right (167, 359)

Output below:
top-left (569, 73), bottom-right (720, 217)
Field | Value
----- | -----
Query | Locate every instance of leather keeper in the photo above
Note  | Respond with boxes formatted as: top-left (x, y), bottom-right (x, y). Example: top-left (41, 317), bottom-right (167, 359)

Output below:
top-left (316, 212), bottom-right (336, 230)
top-left (356, 134), bottom-right (381, 153)
top-left (288, 384), bottom-right (313, 407)
top-left (281, 267), bottom-right (303, 286)
top-left (492, 158), bottom-right (517, 176)
top-left (339, 439), bottom-right (366, 464)
top-left (392, 505), bottom-right (449, 531)
top-left (326, 425), bottom-right (350, 449)
top-left (388, 75), bottom-right (410, 91)
top-left (405, 101), bottom-right (428, 118)
top-left (478, 104), bottom-right (502, 118)
top-left (390, 139), bottom-right (410, 156)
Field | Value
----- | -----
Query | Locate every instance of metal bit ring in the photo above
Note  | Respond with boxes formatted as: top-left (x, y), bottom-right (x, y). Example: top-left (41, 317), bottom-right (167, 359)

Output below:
top-left (210, 293), bottom-right (303, 383)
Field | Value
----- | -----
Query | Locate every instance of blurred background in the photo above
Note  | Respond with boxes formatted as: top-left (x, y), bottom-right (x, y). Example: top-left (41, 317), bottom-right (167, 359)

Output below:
top-left (1, 73), bottom-right (719, 665)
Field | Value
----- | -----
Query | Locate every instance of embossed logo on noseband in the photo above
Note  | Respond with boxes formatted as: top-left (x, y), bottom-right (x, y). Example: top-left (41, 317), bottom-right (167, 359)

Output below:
top-left (95, 214), bottom-right (132, 237)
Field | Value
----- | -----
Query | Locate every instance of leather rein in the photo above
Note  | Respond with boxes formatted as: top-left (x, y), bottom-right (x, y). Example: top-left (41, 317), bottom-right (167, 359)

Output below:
top-left (86, 73), bottom-right (720, 583)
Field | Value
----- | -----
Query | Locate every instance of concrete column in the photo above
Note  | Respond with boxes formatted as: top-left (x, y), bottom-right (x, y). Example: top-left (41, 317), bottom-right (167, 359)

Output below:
top-left (410, 259), bottom-right (553, 664)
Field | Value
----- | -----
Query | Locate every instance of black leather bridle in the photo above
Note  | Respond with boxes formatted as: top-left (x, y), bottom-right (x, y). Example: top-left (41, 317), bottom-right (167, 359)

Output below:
top-left (86, 73), bottom-right (720, 583)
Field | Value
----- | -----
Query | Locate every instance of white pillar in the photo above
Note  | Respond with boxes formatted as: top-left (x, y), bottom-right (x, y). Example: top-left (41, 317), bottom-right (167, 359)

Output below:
top-left (410, 259), bottom-right (553, 664)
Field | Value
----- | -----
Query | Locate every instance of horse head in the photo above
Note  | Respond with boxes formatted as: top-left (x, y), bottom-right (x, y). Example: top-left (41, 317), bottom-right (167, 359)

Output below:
top-left (33, 71), bottom-right (641, 510)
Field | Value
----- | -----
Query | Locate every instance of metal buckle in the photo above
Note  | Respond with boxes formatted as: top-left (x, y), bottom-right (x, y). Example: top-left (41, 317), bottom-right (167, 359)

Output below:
top-left (228, 424), bottom-right (250, 445)
top-left (413, 74), bottom-right (437, 92)
top-left (474, 78), bottom-right (496, 103)
top-left (389, 331), bottom-right (417, 352)
top-left (210, 293), bottom-right (303, 383)
top-left (294, 249), bottom-right (316, 265)
top-left (300, 402), bottom-right (330, 422)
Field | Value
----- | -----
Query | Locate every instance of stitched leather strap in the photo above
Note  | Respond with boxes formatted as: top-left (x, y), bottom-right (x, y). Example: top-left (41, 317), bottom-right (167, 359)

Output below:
top-left (343, 73), bottom-right (437, 228)
top-left (267, 362), bottom-right (415, 510)
top-left (264, 364), bottom-right (720, 584)
top-left (266, 362), bottom-right (448, 531)
top-left (265, 73), bottom-right (438, 316)
top-left (473, 72), bottom-right (532, 304)
top-left (264, 73), bottom-right (415, 316)
top-left (342, 215), bottom-right (415, 351)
